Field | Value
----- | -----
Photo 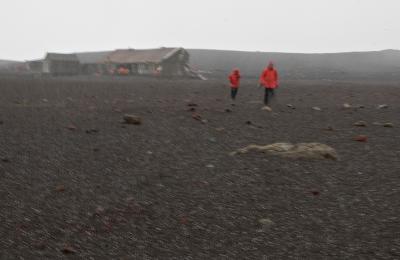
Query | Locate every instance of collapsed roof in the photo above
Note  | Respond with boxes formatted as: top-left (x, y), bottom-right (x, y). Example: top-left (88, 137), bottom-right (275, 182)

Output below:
top-left (105, 48), bottom-right (184, 64)
top-left (45, 53), bottom-right (79, 62)
top-left (75, 51), bottom-right (112, 64)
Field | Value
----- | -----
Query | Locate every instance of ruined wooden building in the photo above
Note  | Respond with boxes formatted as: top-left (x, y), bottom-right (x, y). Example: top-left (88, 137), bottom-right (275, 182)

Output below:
top-left (76, 51), bottom-right (111, 75)
top-left (26, 48), bottom-right (203, 78)
top-left (104, 48), bottom-right (191, 77)
top-left (43, 53), bottom-right (80, 76)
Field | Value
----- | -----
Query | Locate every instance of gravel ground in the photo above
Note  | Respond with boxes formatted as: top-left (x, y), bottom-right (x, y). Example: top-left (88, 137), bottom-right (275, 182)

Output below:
top-left (0, 77), bottom-right (399, 259)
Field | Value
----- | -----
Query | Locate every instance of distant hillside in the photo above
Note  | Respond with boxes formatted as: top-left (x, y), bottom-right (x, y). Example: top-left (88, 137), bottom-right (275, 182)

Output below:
top-left (188, 49), bottom-right (400, 81)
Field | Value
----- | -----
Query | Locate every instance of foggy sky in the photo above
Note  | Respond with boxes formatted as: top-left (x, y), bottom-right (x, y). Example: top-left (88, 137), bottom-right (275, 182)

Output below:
top-left (1, 0), bottom-right (400, 60)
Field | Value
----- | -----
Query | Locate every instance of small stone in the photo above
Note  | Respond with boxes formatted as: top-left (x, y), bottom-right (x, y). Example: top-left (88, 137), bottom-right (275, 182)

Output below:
top-left (225, 108), bottom-right (232, 113)
top-left (261, 106), bottom-right (272, 111)
top-left (245, 121), bottom-right (252, 125)
top-left (42, 99), bottom-right (49, 103)
top-left (66, 124), bottom-right (77, 131)
top-left (1, 158), bottom-right (10, 163)
top-left (312, 106), bottom-right (322, 111)
top-left (208, 137), bottom-right (217, 143)
top-left (343, 103), bottom-right (351, 109)
top-left (354, 121), bottom-right (367, 127)
top-left (354, 135), bottom-right (368, 142)
top-left (215, 127), bottom-right (225, 132)
top-left (377, 104), bottom-right (389, 109)
top-left (61, 245), bottom-right (77, 255)
top-left (55, 185), bottom-right (65, 192)
top-left (85, 129), bottom-right (99, 134)
top-left (206, 164), bottom-right (215, 169)
top-left (383, 123), bottom-right (394, 128)
top-left (192, 113), bottom-right (202, 121)
top-left (123, 114), bottom-right (142, 125)
top-left (258, 218), bottom-right (274, 226)
top-left (311, 191), bottom-right (321, 196)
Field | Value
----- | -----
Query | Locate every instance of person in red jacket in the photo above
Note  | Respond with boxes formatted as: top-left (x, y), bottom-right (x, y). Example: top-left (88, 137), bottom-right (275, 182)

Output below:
top-left (228, 68), bottom-right (241, 102)
top-left (259, 62), bottom-right (279, 111)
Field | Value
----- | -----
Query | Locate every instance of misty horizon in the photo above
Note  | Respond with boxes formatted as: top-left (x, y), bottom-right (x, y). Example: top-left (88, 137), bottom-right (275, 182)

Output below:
top-left (1, 0), bottom-right (400, 60)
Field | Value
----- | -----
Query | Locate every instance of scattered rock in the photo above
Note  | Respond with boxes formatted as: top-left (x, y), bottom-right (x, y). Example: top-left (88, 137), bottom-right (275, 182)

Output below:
top-left (353, 121), bottom-right (367, 127)
top-left (258, 218), bottom-right (274, 227)
top-left (61, 245), bottom-right (77, 255)
top-left (42, 99), bottom-right (49, 103)
top-left (215, 127), bottom-right (225, 132)
top-left (192, 113), bottom-right (202, 121)
top-left (85, 129), bottom-right (99, 134)
top-left (208, 137), bottom-right (217, 143)
top-left (287, 104), bottom-right (296, 109)
top-left (66, 124), bottom-right (77, 131)
top-left (312, 106), bottom-right (322, 111)
top-left (56, 185), bottom-right (65, 192)
top-left (123, 114), bottom-right (142, 125)
top-left (354, 135), bottom-right (368, 142)
top-left (311, 191), bottom-right (321, 196)
top-left (343, 103), bottom-right (351, 109)
top-left (377, 104), bottom-right (389, 109)
top-left (258, 218), bottom-right (274, 232)
top-left (1, 158), bottom-right (10, 163)
top-left (206, 164), bottom-right (215, 169)
top-left (245, 121), bottom-right (252, 125)
top-left (225, 108), bottom-right (232, 113)
top-left (232, 142), bottom-right (338, 160)
top-left (187, 107), bottom-right (196, 112)
top-left (383, 122), bottom-right (394, 128)
top-left (261, 106), bottom-right (272, 112)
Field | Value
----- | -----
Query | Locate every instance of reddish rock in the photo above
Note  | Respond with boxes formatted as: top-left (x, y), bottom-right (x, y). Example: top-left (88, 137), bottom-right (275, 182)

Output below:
top-left (354, 135), bottom-right (368, 142)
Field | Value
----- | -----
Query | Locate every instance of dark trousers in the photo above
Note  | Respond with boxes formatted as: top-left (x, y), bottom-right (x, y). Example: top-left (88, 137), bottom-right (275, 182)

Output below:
top-left (231, 88), bottom-right (238, 100)
top-left (264, 88), bottom-right (275, 105)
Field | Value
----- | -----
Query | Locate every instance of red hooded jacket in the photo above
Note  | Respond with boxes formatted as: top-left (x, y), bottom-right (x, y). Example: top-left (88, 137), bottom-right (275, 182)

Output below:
top-left (229, 69), bottom-right (241, 88)
top-left (260, 63), bottom-right (278, 89)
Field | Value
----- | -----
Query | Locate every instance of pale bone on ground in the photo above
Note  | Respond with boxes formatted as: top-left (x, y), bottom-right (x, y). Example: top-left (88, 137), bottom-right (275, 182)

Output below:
top-left (231, 143), bottom-right (338, 160)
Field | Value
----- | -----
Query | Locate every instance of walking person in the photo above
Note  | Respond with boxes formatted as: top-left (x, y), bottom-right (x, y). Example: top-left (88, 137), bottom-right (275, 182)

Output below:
top-left (228, 68), bottom-right (241, 104)
top-left (259, 62), bottom-right (279, 111)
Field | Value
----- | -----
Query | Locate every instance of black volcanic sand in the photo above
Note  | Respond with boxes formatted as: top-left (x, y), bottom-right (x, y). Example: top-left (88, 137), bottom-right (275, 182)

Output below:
top-left (0, 77), bottom-right (399, 259)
